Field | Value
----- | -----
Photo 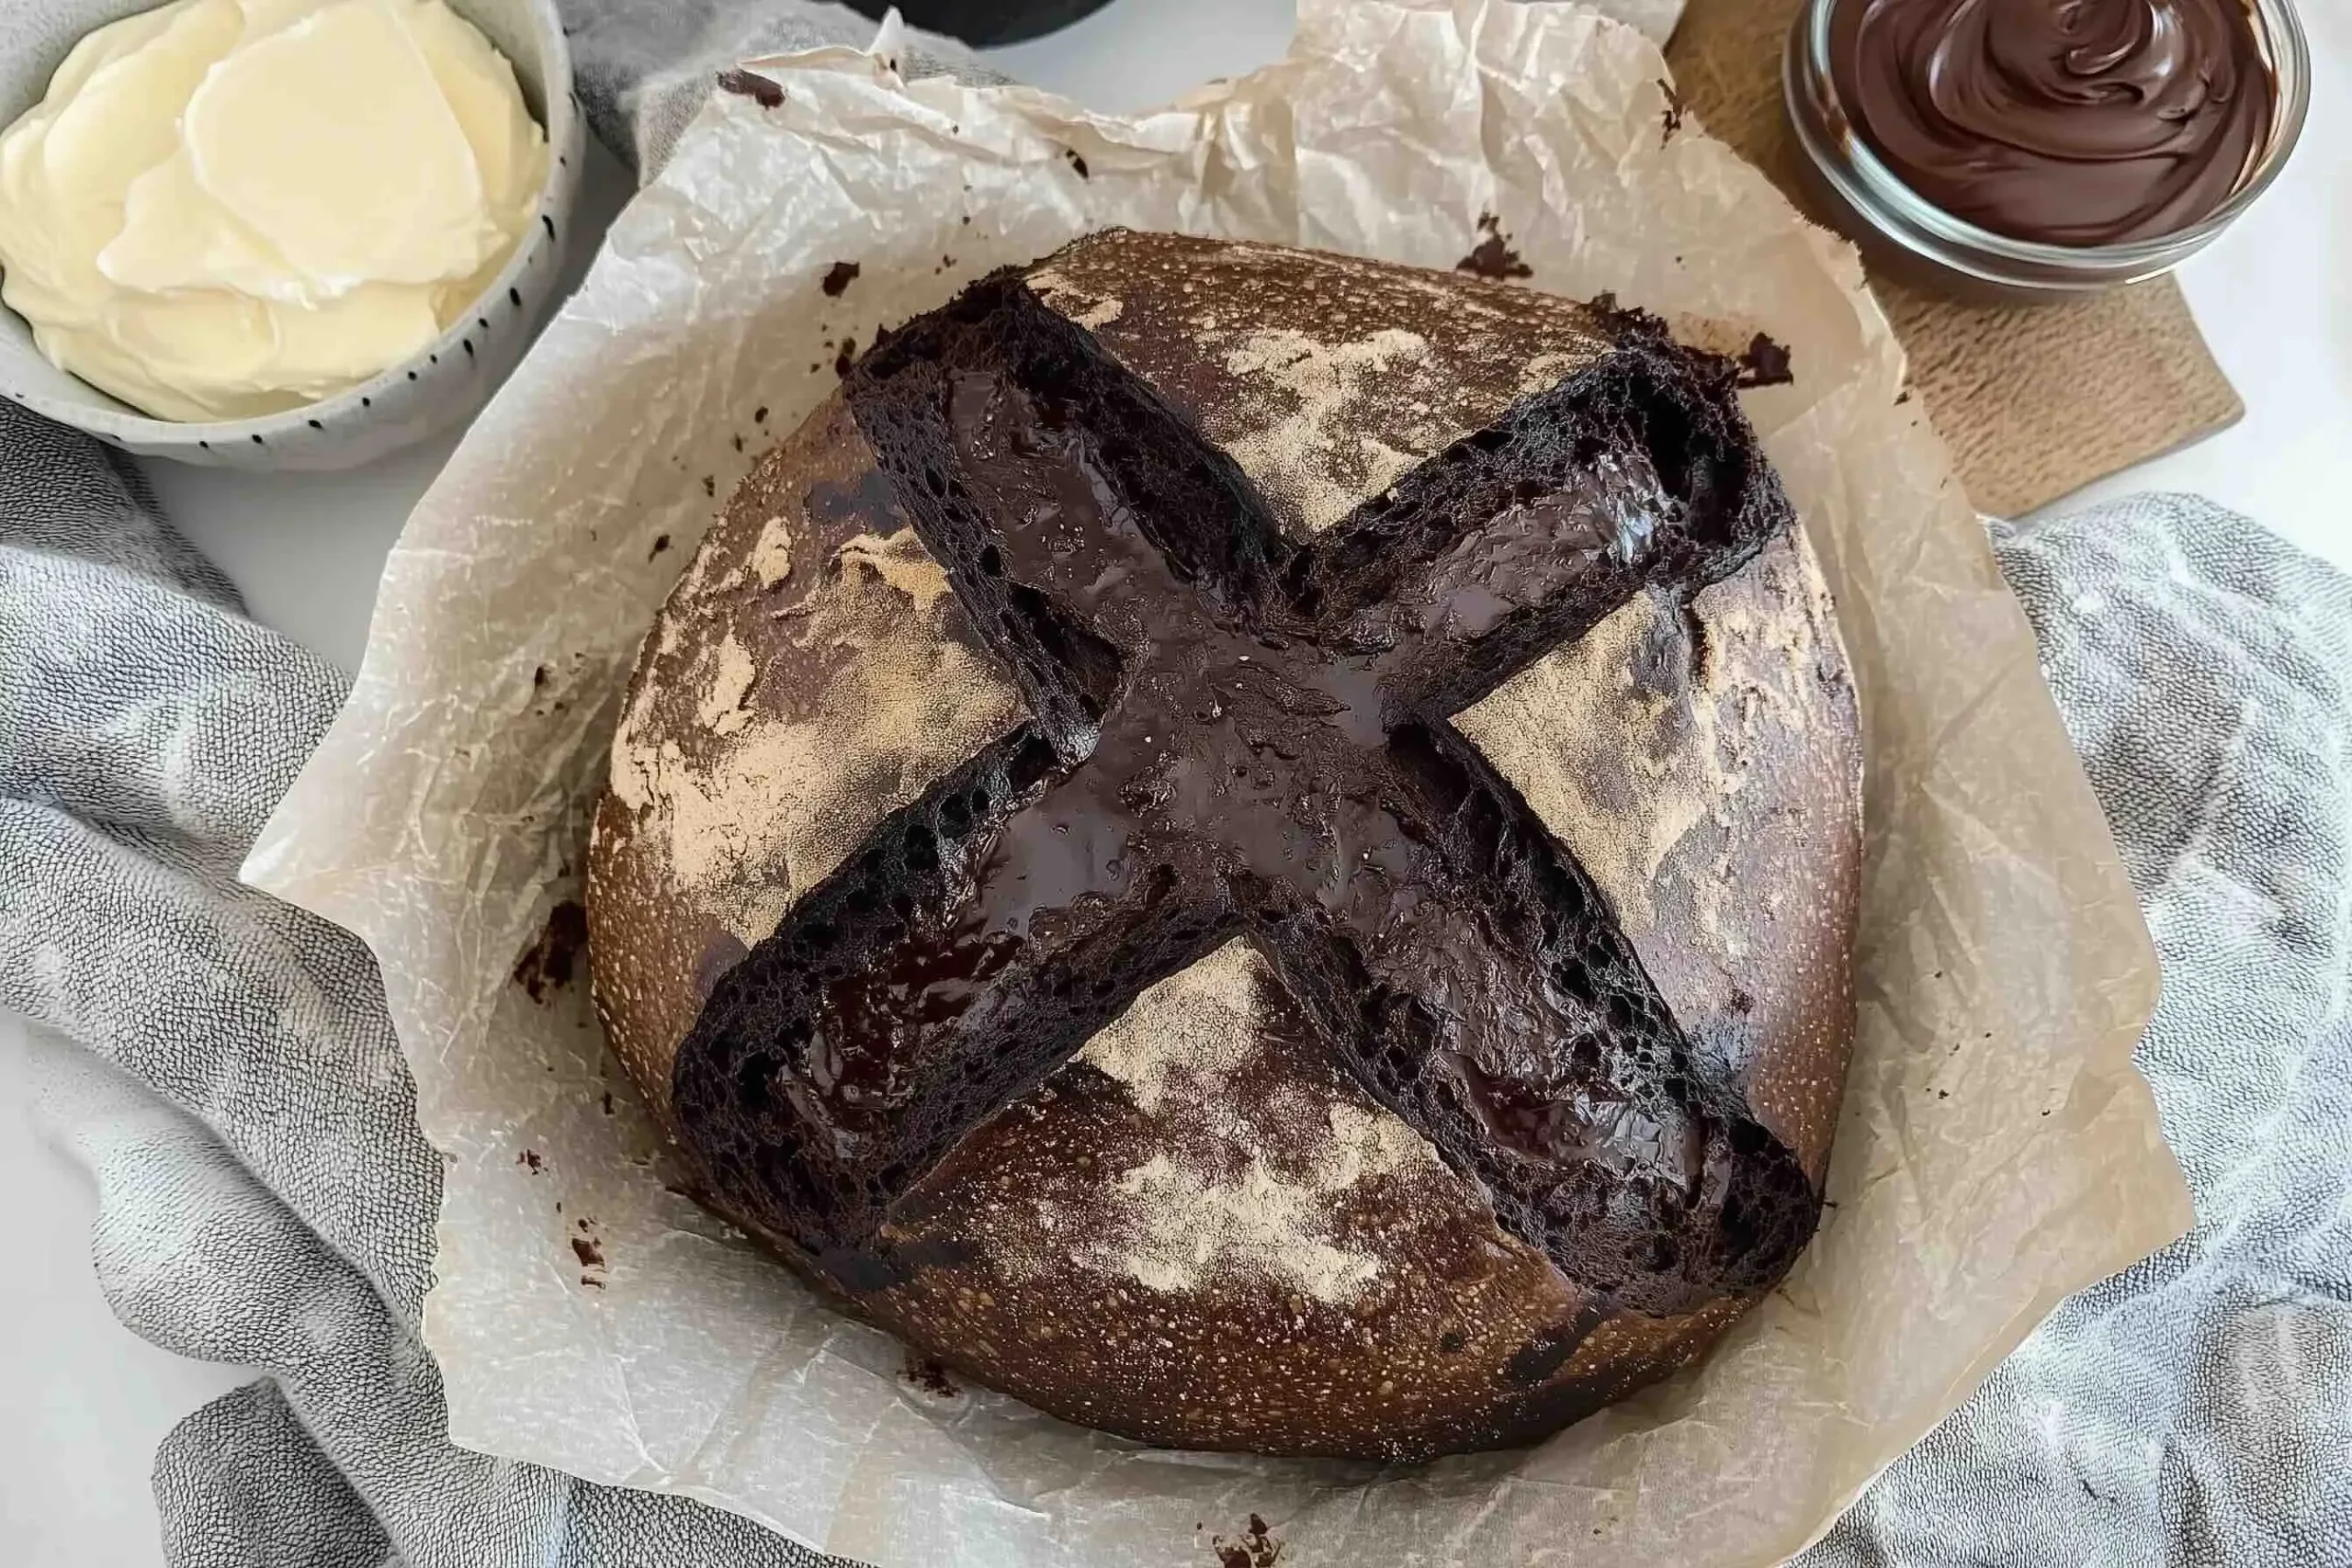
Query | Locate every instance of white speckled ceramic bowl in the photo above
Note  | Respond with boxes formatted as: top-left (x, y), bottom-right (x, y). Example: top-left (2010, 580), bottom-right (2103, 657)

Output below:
top-left (0, 0), bottom-right (582, 469)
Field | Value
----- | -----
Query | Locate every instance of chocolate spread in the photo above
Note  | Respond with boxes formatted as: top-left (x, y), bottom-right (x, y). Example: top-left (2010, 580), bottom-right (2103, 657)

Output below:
top-left (1828, 0), bottom-right (2278, 245)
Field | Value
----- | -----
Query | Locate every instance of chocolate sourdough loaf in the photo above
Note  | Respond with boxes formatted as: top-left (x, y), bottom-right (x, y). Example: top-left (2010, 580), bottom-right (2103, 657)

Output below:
top-left (587, 231), bottom-right (1861, 1461)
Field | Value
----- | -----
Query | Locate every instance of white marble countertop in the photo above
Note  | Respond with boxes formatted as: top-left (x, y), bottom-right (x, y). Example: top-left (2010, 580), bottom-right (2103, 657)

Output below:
top-left (4, 1), bottom-right (2346, 1561)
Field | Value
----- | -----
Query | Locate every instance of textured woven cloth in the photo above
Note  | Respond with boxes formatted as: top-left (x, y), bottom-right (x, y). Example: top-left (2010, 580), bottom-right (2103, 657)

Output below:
top-left (4, 9), bottom-right (2349, 1562)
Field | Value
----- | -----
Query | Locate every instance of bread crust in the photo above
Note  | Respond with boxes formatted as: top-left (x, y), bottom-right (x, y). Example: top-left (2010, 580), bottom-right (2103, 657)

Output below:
top-left (588, 231), bottom-right (1860, 1460)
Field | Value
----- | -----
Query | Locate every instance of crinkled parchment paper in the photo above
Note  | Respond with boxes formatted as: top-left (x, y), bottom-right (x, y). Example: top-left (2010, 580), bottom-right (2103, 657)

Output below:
top-left (245, 4), bottom-right (2192, 1563)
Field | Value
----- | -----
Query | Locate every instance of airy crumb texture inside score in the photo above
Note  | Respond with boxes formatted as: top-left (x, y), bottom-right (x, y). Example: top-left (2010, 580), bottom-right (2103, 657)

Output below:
top-left (0, 0), bottom-right (547, 421)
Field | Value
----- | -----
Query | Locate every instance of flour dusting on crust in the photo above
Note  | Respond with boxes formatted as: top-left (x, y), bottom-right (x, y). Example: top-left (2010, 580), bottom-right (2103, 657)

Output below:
top-left (695, 632), bottom-right (756, 737)
top-left (1035, 232), bottom-right (1618, 542)
top-left (610, 529), bottom-right (1020, 946)
top-left (1212, 326), bottom-right (1438, 533)
top-left (1076, 939), bottom-right (1261, 1113)
top-left (1105, 1113), bottom-right (1424, 1303)
top-left (1027, 265), bottom-right (1125, 329)
top-left (1053, 941), bottom-right (1446, 1305)
top-left (1455, 525), bottom-right (1849, 1043)
top-left (1457, 589), bottom-right (1724, 934)
top-left (1457, 531), bottom-right (1837, 941)
top-left (747, 515), bottom-right (796, 589)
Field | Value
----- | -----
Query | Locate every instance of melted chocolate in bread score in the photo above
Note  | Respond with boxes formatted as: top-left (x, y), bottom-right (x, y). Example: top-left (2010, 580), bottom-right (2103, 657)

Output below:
top-left (672, 277), bottom-right (1819, 1325)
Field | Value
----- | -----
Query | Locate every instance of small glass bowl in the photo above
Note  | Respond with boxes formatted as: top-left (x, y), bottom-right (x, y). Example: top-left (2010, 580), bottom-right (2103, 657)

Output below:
top-left (1781, 0), bottom-right (2310, 301)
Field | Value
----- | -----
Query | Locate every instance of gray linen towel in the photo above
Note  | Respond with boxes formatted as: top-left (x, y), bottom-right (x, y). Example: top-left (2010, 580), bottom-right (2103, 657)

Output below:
top-left (4, 9), bottom-right (2348, 1561)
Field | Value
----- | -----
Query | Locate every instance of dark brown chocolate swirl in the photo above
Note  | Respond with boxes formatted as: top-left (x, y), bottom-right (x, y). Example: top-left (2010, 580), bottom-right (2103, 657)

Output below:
top-left (1829, 0), bottom-right (2278, 245)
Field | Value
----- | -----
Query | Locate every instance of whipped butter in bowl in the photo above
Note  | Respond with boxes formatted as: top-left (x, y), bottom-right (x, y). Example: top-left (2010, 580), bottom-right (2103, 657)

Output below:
top-left (0, 0), bottom-right (577, 464)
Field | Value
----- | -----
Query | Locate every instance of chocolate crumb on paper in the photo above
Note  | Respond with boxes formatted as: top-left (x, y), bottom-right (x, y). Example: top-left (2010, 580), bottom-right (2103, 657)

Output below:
top-left (1065, 148), bottom-right (1090, 178)
top-left (1455, 212), bottom-right (1532, 280)
top-left (517, 1148), bottom-right (543, 1174)
top-left (717, 68), bottom-right (783, 109)
top-left (900, 1350), bottom-right (961, 1398)
top-left (648, 534), bottom-right (671, 560)
top-left (571, 1217), bottom-right (607, 1288)
top-left (1659, 77), bottom-right (1687, 143)
top-left (1209, 1514), bottom-right (1284, 1568)
top-left (833, 336), bottom-right (857, 378)
top-left (820, 260), bottom-right (860, 297)
top-left (1734, 332), bottom-right (1795, 389)
top-left (513, 900), bottom-right (586, 1003)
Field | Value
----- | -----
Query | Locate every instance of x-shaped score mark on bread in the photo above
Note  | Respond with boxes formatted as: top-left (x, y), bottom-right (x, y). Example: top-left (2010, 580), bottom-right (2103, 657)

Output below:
top-left (673, 276), bottom-right (1819, 1322)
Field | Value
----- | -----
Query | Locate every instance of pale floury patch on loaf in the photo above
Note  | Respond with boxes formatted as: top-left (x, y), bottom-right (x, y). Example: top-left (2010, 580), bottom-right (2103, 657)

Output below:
top-left (1455, 528), bottom-right (1839, 947)
top-left (747, 514), bottom-right (796, 590)
top-left (1035, 233), bottom-right (1622, 542)
top-left (1515, 350), bottom-right (1604, 395)
top-left (1075, 941), bottom-right (1261, 1113)
top-left (1025, 265), bottom-right (1123, 329)
top-left (1038, 255), bottom-right (1456, 534)
top-left (1211, 326), bottom-right (1439, 534)
top-left (695, 632), bottom-right (756, 738)
top-left (831, 530), bottom-right (956, 613)
top-left (1048, 941), bottom-right (1447, 1306)
top-left (609, 529), bottom-right (1022, 947)
top-left (1458, 590), bottom-right (1723, 936)
top-left (1106, 1103), bottom-right (1431, 1304)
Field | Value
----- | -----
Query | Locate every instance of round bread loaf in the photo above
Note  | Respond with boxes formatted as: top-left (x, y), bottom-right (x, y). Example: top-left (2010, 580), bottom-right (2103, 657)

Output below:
top-left (587, 231), bottom-right (1861, 1461)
